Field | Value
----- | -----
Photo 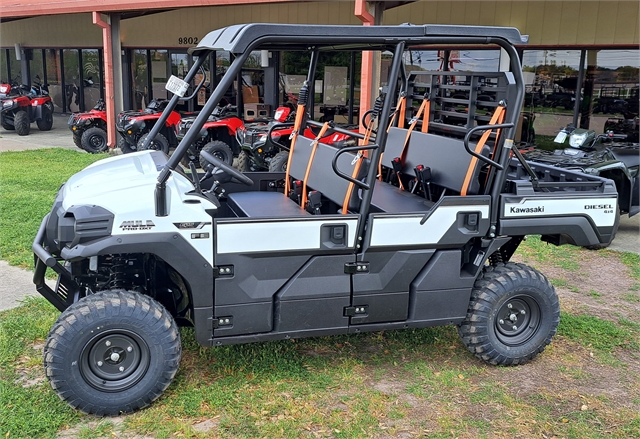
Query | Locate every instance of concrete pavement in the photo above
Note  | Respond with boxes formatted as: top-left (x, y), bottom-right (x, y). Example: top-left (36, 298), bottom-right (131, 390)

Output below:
top-left (0, 113), bottom-right (638, 311)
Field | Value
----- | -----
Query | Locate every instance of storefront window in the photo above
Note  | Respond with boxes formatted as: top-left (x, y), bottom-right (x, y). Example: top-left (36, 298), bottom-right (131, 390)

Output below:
top-left (82, 49), bottom-right (101, 110)
top-left (63, 49), bottom-right (80, 112)
top-left (9, 48), bottom-right (20, 84)
top-left (150, 49), bottom-right (168, 101)
top-left (46, 49), bottom-right (63, 113)
top-left (132, 50), bottom-right (149, 110)
top-left (0, 50), bottom-right (8, 84)
top-left (30, 49), bottom-right (45, 89)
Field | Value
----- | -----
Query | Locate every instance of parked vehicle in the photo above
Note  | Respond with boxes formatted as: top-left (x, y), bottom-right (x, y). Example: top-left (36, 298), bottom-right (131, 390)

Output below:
top-left (177, 103), bottom-right (244, 167)
top-left (67, 98), bottom-right (109, 153)
top-left (115, 99), bottom-right (182, 154)
top-left (604, 116), bottom-right (639, 143)
top-left (34, 23), bottom-right (621, 416)
top-left (0, 77), bottom-right (54, 136)
top-left (234, 106), bottom-right (358, 172)
top-left (522, 124), bottom-right (638, 248)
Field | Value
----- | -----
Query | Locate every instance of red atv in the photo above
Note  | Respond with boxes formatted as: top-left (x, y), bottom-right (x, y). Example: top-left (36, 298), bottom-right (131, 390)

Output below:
top-left (67, 98), bottom-right (108, 153)
top-left (0, 79), bottom-right (54, 136)
top-left (116, 99), bottom-right (182, 154)
top-left (177, 103), bottom-right (245, 167)
top-left (235, 106), bottom-right (359, 172)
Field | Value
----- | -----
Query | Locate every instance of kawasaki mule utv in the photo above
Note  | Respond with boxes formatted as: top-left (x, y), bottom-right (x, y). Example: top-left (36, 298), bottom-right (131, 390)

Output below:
top-left (33, 23), bottom-right (620, 416)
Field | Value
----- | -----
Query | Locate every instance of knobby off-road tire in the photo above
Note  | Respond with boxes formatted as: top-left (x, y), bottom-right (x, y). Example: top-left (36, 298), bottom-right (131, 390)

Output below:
top-left (72, 133), bottom-right (83, 148)
top-left (269, 150), bottom-right (289, 173)
top-left (458, 262), bottom-right (560, 366)
top-left (137, 132), bottom-right (169, 154)
top-left (37, 105), bottom-right (54, 131)
top-left (43, 290), bottom-right (181, 416)
top-left (14, 110), bottom-right (30, 136)
top-left (81, 126), bottom-right (108, 153)
top-left (2, 118), bottom-right (15, 130)
top-left (118, 135), bottom-right (137, 154)
top-left (199, 140), bottom-right (234, 169)
top-left (236, 150), bottom-right (250, 172)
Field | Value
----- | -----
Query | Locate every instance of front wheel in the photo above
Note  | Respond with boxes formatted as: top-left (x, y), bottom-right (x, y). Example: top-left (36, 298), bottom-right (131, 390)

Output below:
top-left (458, 262), bottom-right (560, 366)
top-left (81, 126), bottom-right (108, 153)
top-left (269, 150), bottom-right (289, 173)
top-left (14, 110), bottom-right (30, 136)
top-left (138, 132), bottom-right (169, 154)
top-left (43, 290), bottom-right (181, 415)
top-left (236, 150), bottom-right (251, 172)
top-left (199, 140), bottom-right (234, 169)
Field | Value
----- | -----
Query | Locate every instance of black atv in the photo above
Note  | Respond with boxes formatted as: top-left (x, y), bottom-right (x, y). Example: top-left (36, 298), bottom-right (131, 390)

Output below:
top-left (523, 124), bottom-right (639, 248)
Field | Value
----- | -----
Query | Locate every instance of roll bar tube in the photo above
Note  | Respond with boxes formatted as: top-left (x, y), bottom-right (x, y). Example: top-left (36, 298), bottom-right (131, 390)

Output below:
top-left (463, 123), bottom-right (515, 170)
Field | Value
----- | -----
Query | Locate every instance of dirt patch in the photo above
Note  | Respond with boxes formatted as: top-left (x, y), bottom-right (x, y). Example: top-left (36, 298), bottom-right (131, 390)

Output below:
top-left (514, 251), bottom-right (640, 323)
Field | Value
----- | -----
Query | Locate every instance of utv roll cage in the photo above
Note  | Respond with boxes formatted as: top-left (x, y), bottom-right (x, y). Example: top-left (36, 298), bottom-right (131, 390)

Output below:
top-left (147, 22), bottom-right (528, 241)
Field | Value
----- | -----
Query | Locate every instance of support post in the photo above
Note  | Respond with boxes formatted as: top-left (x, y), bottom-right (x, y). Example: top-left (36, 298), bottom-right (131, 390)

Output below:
top-left (355, 0), bottom-right (383, 133)
top-left (93, 12), bottom-right (117, 149)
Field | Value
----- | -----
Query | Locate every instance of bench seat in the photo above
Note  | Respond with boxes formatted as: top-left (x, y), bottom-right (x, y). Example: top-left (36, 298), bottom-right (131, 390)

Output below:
top-left (227, 191), bottom-right (310, 217)
top-left (370, 181), bottom-right (434, 213)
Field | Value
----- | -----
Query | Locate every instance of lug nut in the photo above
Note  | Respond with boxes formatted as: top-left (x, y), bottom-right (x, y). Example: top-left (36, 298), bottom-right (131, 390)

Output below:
top-left (127, 346), bottom-right (133, 352)
top-left (507, 303), bottom-right (512, 309)
top-left (97, 361), bottom-right (103, 367)
top-left (521, 310), bottom-right (526, 315)
top-left (499, 319), bottom-right (504, 324)
top-left (105, 340), bottom-right (111, 347)
top-left (119, 366), bottom-right (125, 372)
top-left (512, 325), bottom-right (518, 330)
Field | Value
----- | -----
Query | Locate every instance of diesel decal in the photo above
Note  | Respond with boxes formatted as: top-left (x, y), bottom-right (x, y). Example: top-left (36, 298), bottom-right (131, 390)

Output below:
top-left (174, 222), bottom-right (211, 230)
top-left (120, 220), bottom-right (155, 231)
top-left (584, 204), bottom-right (613, 210)
top-left (509, 206), bottom-right (544, 214)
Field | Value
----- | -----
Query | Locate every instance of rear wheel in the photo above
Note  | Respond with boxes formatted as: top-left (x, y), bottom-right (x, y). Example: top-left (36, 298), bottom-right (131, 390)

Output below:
top-left (458, 262), bottom-right (560, 366)
top-left (199, 140), bottom-right (233, 168)
top-left (137, 132), bottom-right (169, 154)
top-left (14, 110), bottom-right (30, 136)
top-left (43, 290), bottom-right (181, 416)
top-left (269, 150), bottom-right (289, 172)
top-left (37, 105), bottom-right (54, 131)
top-left (81, 127), bottom-right (108, 153)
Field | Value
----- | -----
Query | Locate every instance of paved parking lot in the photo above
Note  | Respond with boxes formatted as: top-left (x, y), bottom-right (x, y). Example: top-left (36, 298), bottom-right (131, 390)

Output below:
top-left (0, 113), bottom-right (79, 152)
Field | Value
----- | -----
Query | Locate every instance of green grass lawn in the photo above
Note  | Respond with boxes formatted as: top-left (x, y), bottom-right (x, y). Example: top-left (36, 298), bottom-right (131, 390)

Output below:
top-left (0, 149), bottom-right (106, 268)
top-left (1, 149), bottom-right (639, 439)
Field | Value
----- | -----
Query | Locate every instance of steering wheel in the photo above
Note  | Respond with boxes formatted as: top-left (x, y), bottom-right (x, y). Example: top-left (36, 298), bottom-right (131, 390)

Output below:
top-left (200, 150), bottom-right (253, 186)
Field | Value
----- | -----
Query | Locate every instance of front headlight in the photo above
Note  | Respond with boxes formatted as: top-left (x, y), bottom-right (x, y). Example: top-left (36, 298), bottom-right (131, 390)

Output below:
top-left (236, 127), bottom-right (246, 145)
top-left (251, 134), bottom-right (267, 151)
top-left (2, 99), bottom-right (13, 108)
top-left (569, 132), bottom-right (588, 148)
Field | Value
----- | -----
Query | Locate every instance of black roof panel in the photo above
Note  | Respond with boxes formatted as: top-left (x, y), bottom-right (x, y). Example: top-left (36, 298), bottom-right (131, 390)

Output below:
top-left (189, 23), bottom-right (527, 55)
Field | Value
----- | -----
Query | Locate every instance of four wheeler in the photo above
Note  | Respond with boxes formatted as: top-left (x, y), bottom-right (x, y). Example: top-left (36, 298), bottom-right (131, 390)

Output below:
top-left (116, 99), bottom-right (182, 154)
top-left (235, 105), bottom-right (359, 172)
top-left (177, 103), bottom-right (244, 167)
top-left (33, 23), bottom-right (621, 416)
top-left (522, 124), bottom-right (638, 248)
top-left (0, 77), bottom-right (54, 136)
top-left (67, 98), bottom-right (109, 153)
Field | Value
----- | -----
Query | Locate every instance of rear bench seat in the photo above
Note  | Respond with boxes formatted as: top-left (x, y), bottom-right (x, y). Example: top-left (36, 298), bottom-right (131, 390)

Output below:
top-left (226, 136), bottom-right (367, 217)
top-left (369, 127), bottom-right (491, 213)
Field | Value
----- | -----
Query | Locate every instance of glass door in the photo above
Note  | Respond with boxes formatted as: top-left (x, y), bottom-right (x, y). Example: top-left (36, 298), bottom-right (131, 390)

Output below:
top-left (170, 52), bottom-right (190, 112)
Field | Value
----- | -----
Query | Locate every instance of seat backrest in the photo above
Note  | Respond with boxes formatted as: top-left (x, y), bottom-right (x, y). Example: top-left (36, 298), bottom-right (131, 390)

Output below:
top-left (289, 136), bottom-right (369, 211)
top-left (383, 127), bottom-right (491, 195)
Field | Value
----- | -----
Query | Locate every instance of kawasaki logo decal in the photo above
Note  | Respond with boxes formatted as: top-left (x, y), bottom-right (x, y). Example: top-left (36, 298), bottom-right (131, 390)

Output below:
top-left (509, 206), bottom-right (544, 214)
top-left (120, 220), bottom-right (155, 231)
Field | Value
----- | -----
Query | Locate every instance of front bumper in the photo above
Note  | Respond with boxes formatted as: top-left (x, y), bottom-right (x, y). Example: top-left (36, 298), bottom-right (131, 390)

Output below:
top-left (32, 214), bottom-right (80, 312)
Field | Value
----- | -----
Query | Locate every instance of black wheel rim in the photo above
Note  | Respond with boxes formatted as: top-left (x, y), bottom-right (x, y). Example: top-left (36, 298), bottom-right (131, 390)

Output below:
top-left (89, 134), bottom-right (106, 150)
top-left (494, 295), bottom-right (541, 346)
top-left (80, 329), bottom-right (150, 392)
